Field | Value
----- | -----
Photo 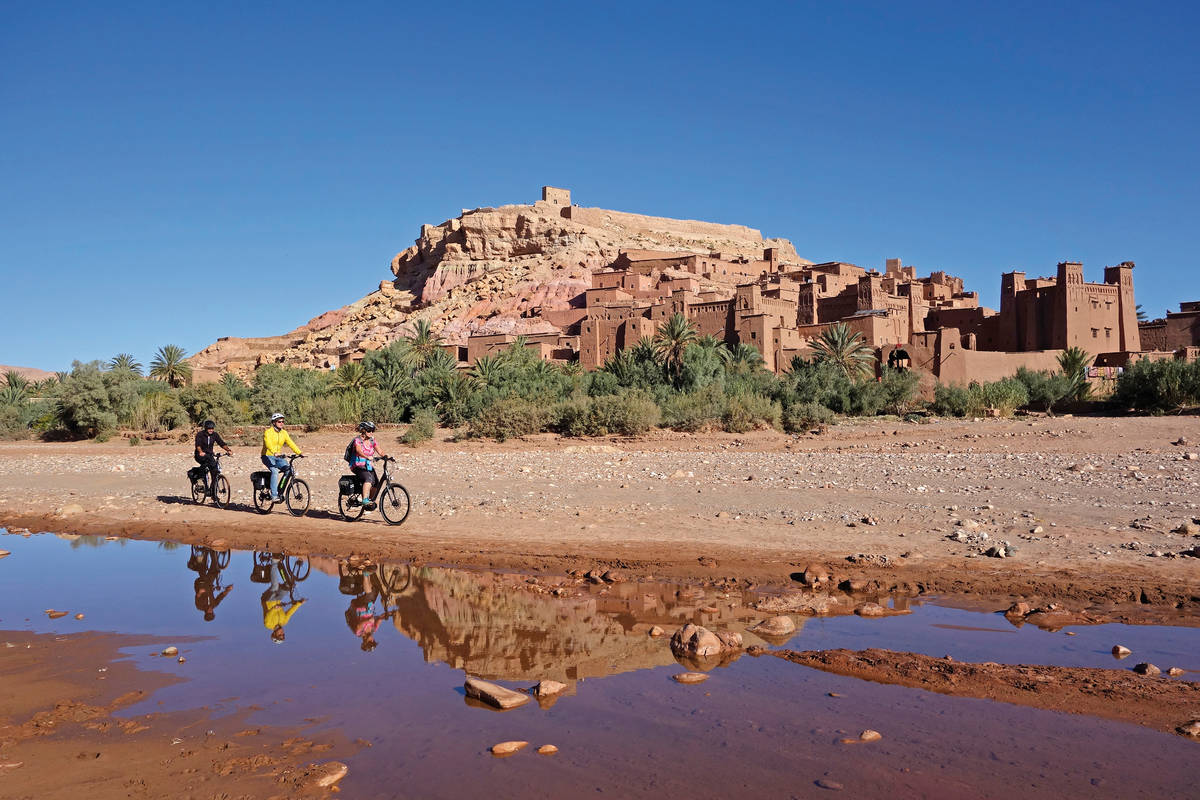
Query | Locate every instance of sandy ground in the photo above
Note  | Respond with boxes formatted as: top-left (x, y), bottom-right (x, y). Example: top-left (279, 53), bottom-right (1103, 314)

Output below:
top-left (1, 415), bottom-right (1198, 615)
top-left (0, 630), bottom-right (353, 799)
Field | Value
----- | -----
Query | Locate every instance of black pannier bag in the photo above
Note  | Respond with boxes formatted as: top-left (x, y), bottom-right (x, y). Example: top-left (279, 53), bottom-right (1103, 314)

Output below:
top-left (187, 466), bottom-right (205, 483)
top-left (251, 471), bottom-right (271, 490)
top-left (339, 475), bottom-right (360, 495)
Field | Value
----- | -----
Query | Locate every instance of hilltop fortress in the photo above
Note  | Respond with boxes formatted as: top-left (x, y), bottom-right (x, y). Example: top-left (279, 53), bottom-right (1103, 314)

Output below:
top-left (190, 187), bottom-right (1197, 384)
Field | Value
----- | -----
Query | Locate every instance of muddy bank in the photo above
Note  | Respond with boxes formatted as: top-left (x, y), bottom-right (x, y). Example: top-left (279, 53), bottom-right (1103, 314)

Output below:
top-left (0, 629), bottom-right (354, 800)
top-left (762, 647), bottom-right (1200, 737)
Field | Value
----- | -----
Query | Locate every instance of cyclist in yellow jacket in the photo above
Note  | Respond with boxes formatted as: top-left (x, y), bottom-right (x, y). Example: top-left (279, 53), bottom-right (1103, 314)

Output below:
top-left (261, 412), bottom-right (302, 502)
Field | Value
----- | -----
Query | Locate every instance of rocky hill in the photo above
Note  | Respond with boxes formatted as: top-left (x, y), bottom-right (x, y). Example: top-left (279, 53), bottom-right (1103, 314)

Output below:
top-left (189, 188), bottom-right (806, 378)
top-left (0, 364), bottom-right (57, 381)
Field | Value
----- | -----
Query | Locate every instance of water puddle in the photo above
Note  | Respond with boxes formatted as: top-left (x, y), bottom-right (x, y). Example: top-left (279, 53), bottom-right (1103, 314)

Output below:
top-left (1, 531), bottom-right (1196, 798)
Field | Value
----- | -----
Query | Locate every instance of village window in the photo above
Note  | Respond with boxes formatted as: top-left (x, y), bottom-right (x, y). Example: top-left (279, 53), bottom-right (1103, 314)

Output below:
top-left (1091, 328), bottom-right (1099, 338)
top-left (1105, 328), bottom-right (1112, 338)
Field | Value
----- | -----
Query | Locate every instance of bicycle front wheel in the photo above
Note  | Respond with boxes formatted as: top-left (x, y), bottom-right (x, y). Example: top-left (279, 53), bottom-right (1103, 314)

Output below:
top-left (379, 483), bottom-right (411, 526)
top-left (286, 478), bottom-right (310, 517)
top-left (339, 491), bottom-right (365, 522)
top-left (286, 555), bottom-right (311, 582)
top-left (212, 475), bottom-right (231, 508)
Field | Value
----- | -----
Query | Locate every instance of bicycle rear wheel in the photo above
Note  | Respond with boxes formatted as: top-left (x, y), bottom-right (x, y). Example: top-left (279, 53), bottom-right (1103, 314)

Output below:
top-left (286, 478), bottom-right (311, 517)
top-left (212, 475), bottom-right (231, 508)
top-left (379, 483), bottom-right (411, 526)
top-left (191, 479), bottom-right (207, 504)
top-left (380, 563), bottom-right (412, 593)
top-left (339, 490), bottom-right (366, 521)
top-left (253, 485), bottom-right (275, 514)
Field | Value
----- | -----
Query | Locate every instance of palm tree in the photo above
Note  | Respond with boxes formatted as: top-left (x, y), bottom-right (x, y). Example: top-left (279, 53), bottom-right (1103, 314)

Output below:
top-left (809, 323), bottom-right (874, 379)
top-left (602, 349), bottom-right (638, 385)
top-left (108, 353), bottom-right (143, 375)
top-left (695, 334), bottom-right (732, 366)
top-left (149, 345), bottom-right (193, 387)
top-left (726, 343), bottom-right (764, 374)
top-left (331, 362), bottom-right (378, 393)
top-left (653, 313), bottom-right (697, 383)
top-left (470, 355), bottom-right (503, 387)
top-left (1057, 346), bottom-right (1093, 402)
top-left (1136, 304), bottom-right (1147, 323)
top-left (1, 371), bottom-right (29, 405)
top-left (404, 320), bottom-right (443, 369)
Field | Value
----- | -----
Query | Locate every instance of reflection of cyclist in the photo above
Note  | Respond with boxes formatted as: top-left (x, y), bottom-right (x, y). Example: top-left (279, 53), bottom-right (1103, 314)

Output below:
top-left (187, 546), bottom-right (233, 622)
top-left (194, 421), bottom-right (232, 492)
top-left (261, 560), bottom-right (305, 643)
top-left (261, 413), bottom-right (302, 503)
top-left (345, 590), bottom-right (383, 651)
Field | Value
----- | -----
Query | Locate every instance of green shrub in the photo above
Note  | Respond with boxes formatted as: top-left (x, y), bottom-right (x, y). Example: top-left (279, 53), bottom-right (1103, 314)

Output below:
top-left (131, 391), bottom-right (187, 432)
top-left (555, 392), bottom-right (660, 437)
top-left (401, 407), bottom-right (437, 445)
top-left (931, 384), bottom-right (968, 417)
top-left (129, 436), bottom-right (141, 446)
top-left (971, 378), bottom-right (1030, 417)
top-left (94, 431), bottom-right (112, 443)
top-left (876, 368), bottom-right (921, 415)
top-left (179, 382), bottom-right (242, 427)
top-left (783, 401), bottom-right (834, 433)
top-left (1014, 367), bottom-right (1075, 413)
top-left (722, 392), bottom-right (781, 433)
top-left (1113, 358), bottom-right (1200, 413)
top-left (0, 404), bottom-right (29, 440)
top-left (468, 396), bottom-right (549, 441)
top-left (659, 386), bottom-right (725, 432)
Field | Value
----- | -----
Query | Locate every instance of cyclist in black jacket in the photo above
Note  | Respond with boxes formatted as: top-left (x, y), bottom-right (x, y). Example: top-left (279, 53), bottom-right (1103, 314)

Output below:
top-left (194, 421), bottom-right (233, 491)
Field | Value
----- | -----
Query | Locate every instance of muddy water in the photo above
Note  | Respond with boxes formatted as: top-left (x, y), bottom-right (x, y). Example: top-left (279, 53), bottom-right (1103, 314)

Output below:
top-left (1, 532), bottom-right (1196, 799)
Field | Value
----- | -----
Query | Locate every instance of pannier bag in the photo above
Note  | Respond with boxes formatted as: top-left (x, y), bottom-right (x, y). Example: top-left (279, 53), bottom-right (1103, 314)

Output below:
top-left (339, 475), bottom-right (360, 495)
top-left (251, 471), bottom-right (271, 491)
top-left (187, 466), bottom-right (205, 483)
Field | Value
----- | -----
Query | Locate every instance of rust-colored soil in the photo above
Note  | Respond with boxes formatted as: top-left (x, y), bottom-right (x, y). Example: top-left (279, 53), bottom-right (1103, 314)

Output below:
top-left (762, 647), bottom-right (1200, 737)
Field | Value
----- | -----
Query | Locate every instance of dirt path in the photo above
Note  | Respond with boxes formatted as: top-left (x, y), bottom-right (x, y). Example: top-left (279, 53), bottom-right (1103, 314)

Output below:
top-left (2, 415), bottom-right (1198, 613)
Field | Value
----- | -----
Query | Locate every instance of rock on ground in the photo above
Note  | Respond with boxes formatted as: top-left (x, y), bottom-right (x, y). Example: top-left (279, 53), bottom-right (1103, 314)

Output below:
top-left (464, 677), bottom-right (530, 710)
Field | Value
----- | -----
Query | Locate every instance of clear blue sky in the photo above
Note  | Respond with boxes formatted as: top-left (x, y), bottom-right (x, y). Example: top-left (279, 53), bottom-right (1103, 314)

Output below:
top-left (2, 1), bottom-right (1197, 371)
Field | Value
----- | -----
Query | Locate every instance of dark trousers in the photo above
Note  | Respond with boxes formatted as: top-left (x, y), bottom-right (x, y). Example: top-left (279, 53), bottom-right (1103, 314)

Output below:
top-left (195, 454), bottom-right (218, 489)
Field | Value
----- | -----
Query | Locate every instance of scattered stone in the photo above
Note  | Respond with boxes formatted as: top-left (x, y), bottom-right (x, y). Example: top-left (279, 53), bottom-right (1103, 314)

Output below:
top-left (490, 741), bottom-right (528, 757)
top-left (1132, 663), bottom-right (1161, 676)
top-left (984, 545), bottom-right (1008, 558)
top-left (714, 631), bottom-right (744, 650)
top-left (670, 624), bottom-right (724, 658)
top-left (532, 680), bottom-right (566, 698)
top-left (1006, 602), bottom-right (1031, 617)
top-left (801, 564), bottom-right (831, 585)
top-left (46, 610), bottom-right (69, 619)
top-left (855, 603), bottom-right (886, 618)
top-left (1172, 437), bottom-right (1189, 446)
top-left (648, 625), bottom-right (665, 638)
top-left (74, 613), bottom-right (85, 620)
top-left (161, 646), bottom-right (178, 657)
top-left (307, 761), bottom-right (348, 788)
top-left (672, 672), bottom-right (709, 684)
top-left (1174, 521), bottom-right (1200, 535)
top-left (537, 744), bottom-right (558, 755)
top-left (177, 656), bottom-right (186, 663)
top-left (1030, 525), bottom-right (1044, 534)
top-left (584, 569), bottom-right (605, 583)
top-left (1167, 667), bottom-right (1185, 677)
top-left (58, 503), bottom-right (84, 516)
top-left (602, 569), bottom-right (626, 583)
top-left (815, 778), bottom-right (844, 790)
top-left (0, 550), bottom-right (10, 559)
top-left (1176, 719), bottom-right (1200, 738)
top-left (1185, 453), bottom-right (1199, 461)
top-left (464, 677), bottom-right (530, 710)
top-left (858, 730), bottom-right (882, 742)
top-left (697, 556), bottom-right (719, 568)
top-left (827, 692), bottom-right (843, 698)
top-left (1111, 645), bottom-right (1132, 658)
top-left (748, 616), bottom-right (796, 637)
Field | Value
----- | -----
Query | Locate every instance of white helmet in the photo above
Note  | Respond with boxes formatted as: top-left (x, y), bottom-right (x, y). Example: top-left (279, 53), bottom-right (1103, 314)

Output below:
top-left (270, 413), bottom-right (285, 422)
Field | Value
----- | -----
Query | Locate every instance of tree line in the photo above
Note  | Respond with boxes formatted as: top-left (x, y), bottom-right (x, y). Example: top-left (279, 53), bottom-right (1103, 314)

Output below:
top-left (1, 317), bottom-right (1195, 442)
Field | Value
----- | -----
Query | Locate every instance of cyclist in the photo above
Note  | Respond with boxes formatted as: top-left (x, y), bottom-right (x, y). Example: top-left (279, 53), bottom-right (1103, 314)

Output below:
top-left (348, 421), bottom-right (386, 511)
top-left (261, 412), bottom-right (302, 503)
top-left (194, 420), bottom-right (232, 495)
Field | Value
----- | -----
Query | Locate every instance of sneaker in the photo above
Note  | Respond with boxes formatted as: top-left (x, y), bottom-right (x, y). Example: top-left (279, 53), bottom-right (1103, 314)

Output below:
top-left (362, 500), bottom-right (377, 511)
top-left (271, 495), bottom-right (282, 503)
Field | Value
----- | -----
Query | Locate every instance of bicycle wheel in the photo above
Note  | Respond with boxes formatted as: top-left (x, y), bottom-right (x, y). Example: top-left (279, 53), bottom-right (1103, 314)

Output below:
top-left (216, 550), bottom-right (231, 569)
top-left (286, 478), bottom-right (311, 517)
top-left (191, 479), bottom-right (207, 504)
top-left (252, 484), bottom-right (275, 514)
top-left (212, 475), bottom-right (231, 508)
top-left (286, 555), bottom-right (311, 582)
top-left (339, 490), bottom-right (365, 521)
top-left (380, 563), bottom-right (412, 593)
top-left (379, 483), bottom-right (411, 526)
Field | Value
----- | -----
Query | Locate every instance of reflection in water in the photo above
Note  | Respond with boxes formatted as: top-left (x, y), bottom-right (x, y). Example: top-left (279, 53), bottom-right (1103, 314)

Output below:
top-left (337, 562), bottom-right (411, 652)
top-left (249, 552), bottom-right (310, 644)
top-left (186, 546), bottom-right (233, 622)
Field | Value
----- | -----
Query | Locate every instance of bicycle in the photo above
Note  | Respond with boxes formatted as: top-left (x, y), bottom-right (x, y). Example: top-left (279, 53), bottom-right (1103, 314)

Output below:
top-left (251, 454), bottom-right (310, 516)
top-left (250, 551), bottom-right (311, 584)
top-left (337, 456), bottom-right (411, 525)
top-left (188, 452), bottom-right (231, 508)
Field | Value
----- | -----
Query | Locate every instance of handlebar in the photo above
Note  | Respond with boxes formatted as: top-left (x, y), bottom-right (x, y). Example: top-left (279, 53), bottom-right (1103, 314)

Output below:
top-left (289, 454), bottom-right (304, 460)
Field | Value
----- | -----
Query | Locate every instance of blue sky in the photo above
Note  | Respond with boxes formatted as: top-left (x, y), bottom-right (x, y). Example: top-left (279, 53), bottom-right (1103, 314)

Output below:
top-left (2, 1), bottom-right (1197, 370)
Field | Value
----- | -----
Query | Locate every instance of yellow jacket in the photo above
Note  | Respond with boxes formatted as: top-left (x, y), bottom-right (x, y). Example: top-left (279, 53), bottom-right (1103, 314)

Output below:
top-left (262, 426), bottom-right (302, 457)
top-left (262, 598), bottom-right (305, 630)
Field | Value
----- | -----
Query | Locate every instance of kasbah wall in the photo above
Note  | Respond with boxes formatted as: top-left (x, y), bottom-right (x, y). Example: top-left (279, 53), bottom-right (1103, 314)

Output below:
top-left (453, 187), bottom-right (1198, 389)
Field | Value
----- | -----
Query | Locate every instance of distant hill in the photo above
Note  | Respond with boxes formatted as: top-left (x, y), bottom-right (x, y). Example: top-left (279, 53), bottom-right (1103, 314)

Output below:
top-left (0, 364), bottom-right (56, 381)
